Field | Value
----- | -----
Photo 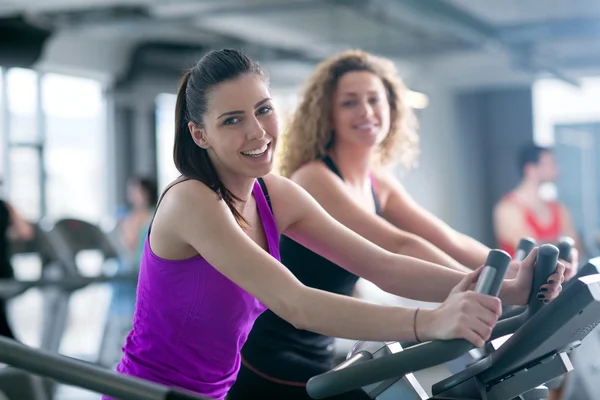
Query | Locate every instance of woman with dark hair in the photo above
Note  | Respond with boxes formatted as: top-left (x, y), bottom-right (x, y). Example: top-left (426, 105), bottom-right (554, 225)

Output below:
top-left (105, 49), bottom-right (564, 400)
top-left (0, 178), bottom-right (34, 339)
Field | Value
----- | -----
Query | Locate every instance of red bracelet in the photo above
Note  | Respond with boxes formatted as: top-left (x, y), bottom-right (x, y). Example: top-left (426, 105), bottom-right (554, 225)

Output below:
top-left (413, 308), bottom-right (421, 342)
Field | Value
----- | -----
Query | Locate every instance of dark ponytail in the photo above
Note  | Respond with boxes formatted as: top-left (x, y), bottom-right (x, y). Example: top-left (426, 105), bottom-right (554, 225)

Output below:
top-left (173, 49), bottom-right (268, 228)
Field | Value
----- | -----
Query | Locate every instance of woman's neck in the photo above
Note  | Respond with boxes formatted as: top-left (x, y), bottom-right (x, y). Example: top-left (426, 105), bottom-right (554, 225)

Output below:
top-left (217, 171), bottom-right (256, 213)
top-left (328, 144), bottom-right (374, 187)
top-left (209, 154), bottom-right (256, 209)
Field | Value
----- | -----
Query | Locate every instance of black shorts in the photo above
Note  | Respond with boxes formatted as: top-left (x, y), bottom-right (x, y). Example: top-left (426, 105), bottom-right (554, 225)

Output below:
top-left (227, 353), bottom-right (369, 400)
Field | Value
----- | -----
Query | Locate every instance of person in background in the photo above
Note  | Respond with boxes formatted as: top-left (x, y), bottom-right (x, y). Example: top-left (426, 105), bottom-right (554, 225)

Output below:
top-left (229, 50), bottom-right (575, 400)
top-left (494, 144), bottom-right (582, 279)
top-left (119, 177), bottom-right (159, 260)
top-left (493, 144), bottom-right (581, 400)
top-left (102, 176), bottom-right (158, 367)
top-left (0, 177), bottom-right (34, 339)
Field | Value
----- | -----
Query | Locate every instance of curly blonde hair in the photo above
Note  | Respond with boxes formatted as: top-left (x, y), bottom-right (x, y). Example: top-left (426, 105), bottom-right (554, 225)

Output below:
top-left (277, 49), bottom-right (420, 178)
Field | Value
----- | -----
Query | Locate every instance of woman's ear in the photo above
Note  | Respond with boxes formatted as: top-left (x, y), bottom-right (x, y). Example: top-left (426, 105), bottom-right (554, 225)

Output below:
top-left (189, 122), bottom-right (210, 149)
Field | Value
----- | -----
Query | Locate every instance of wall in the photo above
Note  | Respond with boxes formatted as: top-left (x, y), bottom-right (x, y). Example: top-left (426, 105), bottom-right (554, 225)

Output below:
top-left (395, 83), bottom-right (458, 226)
top-left (386, 49), bottom-right (538, 247)
top-left (392, 76), bottom-right (534, 247)
top-left (453, 87), bottom-right (534, 245)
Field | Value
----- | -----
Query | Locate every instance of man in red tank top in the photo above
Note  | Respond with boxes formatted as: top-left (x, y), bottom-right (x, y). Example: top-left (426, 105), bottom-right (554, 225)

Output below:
top-left (494, 144), bottom-right (582, 265)
top-left (493, 144), bottom-right (581, 400)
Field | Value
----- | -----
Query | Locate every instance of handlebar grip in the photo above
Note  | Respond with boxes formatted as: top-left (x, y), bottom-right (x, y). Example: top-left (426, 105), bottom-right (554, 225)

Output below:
top-left (480, 250), bottom-right (511, 297)
top-left (528, 244), bottom-right (559, 314)
top-left (557, 236), bottom-right (574, 263)
top-left (514, 238), bottom-right (536, 262)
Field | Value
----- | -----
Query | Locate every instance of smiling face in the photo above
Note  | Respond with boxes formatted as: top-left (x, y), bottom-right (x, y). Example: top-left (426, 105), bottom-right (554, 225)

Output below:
top-left (189, 73), bottom-right (279, 179)
top-left (330, 70), bottom-right (391, 151)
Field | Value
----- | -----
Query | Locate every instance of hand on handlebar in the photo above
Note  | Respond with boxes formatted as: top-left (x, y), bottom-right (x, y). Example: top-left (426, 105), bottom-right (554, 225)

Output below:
top-left (418, 267), bottom-right (502, 348)
top-left (504, 260), bottom-right (520, 280)
top-left (504, 247), bottom-right (565, 306)
top-left (563, 248), bottom-right (578, 282)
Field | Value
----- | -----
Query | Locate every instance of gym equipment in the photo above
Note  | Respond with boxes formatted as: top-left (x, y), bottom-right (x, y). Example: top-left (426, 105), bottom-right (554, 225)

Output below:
top-left (306, 247), bottom-right (512, 399)
top-left (499, 236), bottom-right (573, 322)
top-left (5, 218), bottom-right (138, 399)
top-left (47, 218), bottom-right (139, 367)
top-left (557, 236), bottom-right (575, 263)
top-left (514, 237), bottom-right (536, 262)
top-left (343, 238), bottom-right (551, 387)
top-left (0, 335), bottom-right (211, 400)
top-left (307, 245), bottom-right (600, 400)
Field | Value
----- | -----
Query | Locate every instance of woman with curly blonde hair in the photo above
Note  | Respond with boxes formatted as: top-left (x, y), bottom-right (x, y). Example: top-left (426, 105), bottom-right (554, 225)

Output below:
top-left (277, 50), bottom-right (419, 179)
top-left (228, 49), bottom-right (573, 400)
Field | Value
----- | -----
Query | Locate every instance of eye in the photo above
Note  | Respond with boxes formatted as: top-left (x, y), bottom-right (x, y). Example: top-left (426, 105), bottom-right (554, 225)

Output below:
top-left (341, 100), bottom-right (357, 107)
top-left (223, 117), bottom-right (239, 125)
top-left (257, 106), bottom-right (273, 115)
top-left (369, 97), bottom-right (381, 104)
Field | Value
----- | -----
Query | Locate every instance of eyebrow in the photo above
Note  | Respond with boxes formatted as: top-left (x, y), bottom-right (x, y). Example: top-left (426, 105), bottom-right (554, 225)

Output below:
top-left (339, 90), bottom-right (379, 97)
top-left (217, 97), bottom-right (272, 120)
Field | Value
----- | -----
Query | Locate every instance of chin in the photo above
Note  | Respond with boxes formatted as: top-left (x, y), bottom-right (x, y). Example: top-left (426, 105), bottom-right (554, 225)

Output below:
top-left (360, 137), bottom-right (382, 149)
top-left (246, 161), bottom-right (274, 178)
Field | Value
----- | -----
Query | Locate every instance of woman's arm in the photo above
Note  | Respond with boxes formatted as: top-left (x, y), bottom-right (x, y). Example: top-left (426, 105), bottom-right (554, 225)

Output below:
top-left (290, 164), bottom-right (470, 273)
top-left (374, 171), bottom-right (490, 269)
top-left (274, 175), bottom-right (564, 306)
top-left (153, 178), bottom-right (499, 347)
top-left (277, 173), bottom-right (475, 302)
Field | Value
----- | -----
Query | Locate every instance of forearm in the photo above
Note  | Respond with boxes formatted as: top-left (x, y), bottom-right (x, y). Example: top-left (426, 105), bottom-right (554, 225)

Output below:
top-left (371, 253), bottom-right (466, 303)
top-left (377, 254), bottom-right (517, 306)
top-left (293, 287), bottom-right (420, 343)
top-left (397, 235), bottom-right (471, 273)
top-left (442, 233), bottom-right (490, 270)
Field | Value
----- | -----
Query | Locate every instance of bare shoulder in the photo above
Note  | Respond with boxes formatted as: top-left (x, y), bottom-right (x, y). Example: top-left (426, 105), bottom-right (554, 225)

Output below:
top-left (148, 179), bottom-right (237, 259)
top-left (289, 161), bottom-right (340, 188)
top-left (258, 172), bottom-right (295, 202)
top-left (493, 196), bottom-right (521, 219)
top-left (370, 168), bottom-right (401, 193)
top-left (556, 202), bottom-right (570, 213)
top-left (556, 202), bottom-right (573, 219)
top-left (153, 179), bottom-right (235, 234)
top-left (259, 173), bottom-right (315, 227)
top-left (160, 179), bottom-right (222, 212)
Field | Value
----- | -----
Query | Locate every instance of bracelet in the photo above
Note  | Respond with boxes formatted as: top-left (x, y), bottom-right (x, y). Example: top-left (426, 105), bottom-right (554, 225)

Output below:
top-left (413, 308), bottom-right (421, 343)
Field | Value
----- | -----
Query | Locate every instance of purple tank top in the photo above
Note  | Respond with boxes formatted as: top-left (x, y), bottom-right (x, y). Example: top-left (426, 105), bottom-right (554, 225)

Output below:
top-left (104, 179), bottom-right (278, 400)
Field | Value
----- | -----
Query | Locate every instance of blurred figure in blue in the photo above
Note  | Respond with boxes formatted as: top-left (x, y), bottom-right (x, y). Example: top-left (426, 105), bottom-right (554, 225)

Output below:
top-left (113, 176), bottom-right (158, 312)
top-left (118, 177), bottom-right (159, 261)
top-left (103, 176), bottom-right (157, 367)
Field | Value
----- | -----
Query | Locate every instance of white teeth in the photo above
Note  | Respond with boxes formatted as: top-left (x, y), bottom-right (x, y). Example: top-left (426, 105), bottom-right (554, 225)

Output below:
top-left (241, 144), bottom-right (269, 156)
top-left (355, 124), bottom-right (376, 130)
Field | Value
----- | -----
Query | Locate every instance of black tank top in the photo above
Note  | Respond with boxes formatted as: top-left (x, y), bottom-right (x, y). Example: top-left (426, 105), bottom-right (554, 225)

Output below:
top-left (0, 201), bottom-right (12, 278)
top-left (242, 156), bottom-right (381, 373)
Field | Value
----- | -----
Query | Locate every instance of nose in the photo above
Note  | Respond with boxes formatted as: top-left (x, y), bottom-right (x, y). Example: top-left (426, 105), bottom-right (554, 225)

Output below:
top-left (358, 99), bottom-right (375, 117)
top-left (246, 117), bottom-right (266, 140)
